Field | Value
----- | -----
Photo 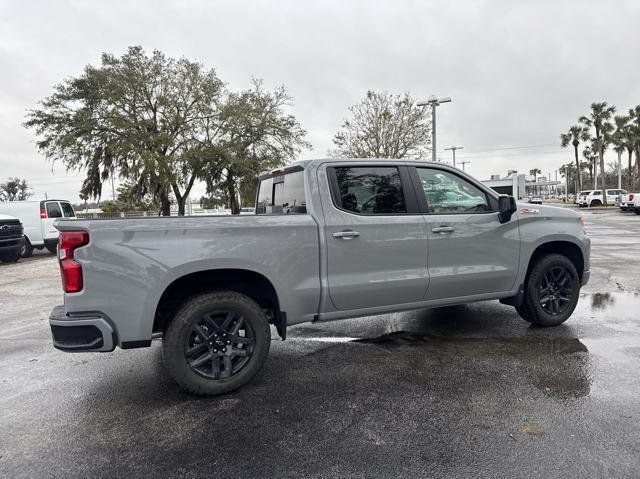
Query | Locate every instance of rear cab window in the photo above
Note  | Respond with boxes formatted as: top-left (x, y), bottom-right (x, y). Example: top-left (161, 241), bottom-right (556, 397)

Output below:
top-left (256, 167), bottom-right (307, 215)
top-left (60, 202), bottom-right (75, 217)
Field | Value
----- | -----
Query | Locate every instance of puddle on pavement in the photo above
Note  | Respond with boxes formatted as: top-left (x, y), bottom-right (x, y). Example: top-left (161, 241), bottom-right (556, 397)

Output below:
top-left (289, 292), bottom-right (639, 401)
top-left (577, 291), bottom-right (640, 318)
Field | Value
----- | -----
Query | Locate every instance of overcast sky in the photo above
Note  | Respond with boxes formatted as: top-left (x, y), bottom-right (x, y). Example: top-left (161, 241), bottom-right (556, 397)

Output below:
top-left (1, 0), bottom-right (639, 202)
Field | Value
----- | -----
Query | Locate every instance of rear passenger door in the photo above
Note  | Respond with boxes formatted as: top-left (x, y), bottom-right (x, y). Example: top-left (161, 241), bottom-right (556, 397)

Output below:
top-left (320, 163), bottom-right (429, 311)
top-left (411, 166), bottom-right (520, 300)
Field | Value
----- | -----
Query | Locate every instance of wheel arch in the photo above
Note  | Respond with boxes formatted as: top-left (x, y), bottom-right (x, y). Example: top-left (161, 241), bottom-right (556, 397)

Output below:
top-left (153, 268), bottom-right (286, 339)
top-left (524, 240), bottom-right (585, 283)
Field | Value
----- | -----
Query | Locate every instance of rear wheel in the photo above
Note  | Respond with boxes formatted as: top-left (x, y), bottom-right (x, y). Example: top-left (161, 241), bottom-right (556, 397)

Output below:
top-left (635, 208), bottom-right (640, 215)
top-left (162, 291), bottom-right (271, 395)
top-left (45, 244), bottom-right (57, 254)
top-left (516, 254), bottom-right (580, 327)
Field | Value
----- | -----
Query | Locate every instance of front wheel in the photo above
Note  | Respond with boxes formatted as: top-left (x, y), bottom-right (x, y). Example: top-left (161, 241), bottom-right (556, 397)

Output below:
top-left (21, 238), bottom-right (34, 258)
top-left (162, 291), bottom-right (271, 395)
top-left (516, 254), bottom-right (580, 327)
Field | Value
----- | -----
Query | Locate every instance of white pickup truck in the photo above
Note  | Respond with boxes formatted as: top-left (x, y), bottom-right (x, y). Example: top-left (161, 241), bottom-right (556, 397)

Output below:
top-left (619, 193), bottom-right (640, 213)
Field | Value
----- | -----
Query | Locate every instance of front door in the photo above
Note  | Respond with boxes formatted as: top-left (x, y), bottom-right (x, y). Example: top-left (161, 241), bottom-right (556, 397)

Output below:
top-left (412, 166), bottom-right (520, 301)
top-left (320, 164), bottom-right (429, 311)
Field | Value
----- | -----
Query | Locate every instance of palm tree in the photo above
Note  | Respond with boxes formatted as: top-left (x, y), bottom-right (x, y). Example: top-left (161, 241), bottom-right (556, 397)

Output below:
top-left (612, 115), bottom-right (629, 189)
top-left (628, 105), bottom-right (640, 189)
top-left (582, 145), bottom-right (597, 188)
top-left (580, 102), bottom-right (616, 203)
top-left (559, 162), bottom-right (577, 195)
top-left (529, 168), bottom-right (541, 196)
top-left (560, 125), bottom-right (590, 191)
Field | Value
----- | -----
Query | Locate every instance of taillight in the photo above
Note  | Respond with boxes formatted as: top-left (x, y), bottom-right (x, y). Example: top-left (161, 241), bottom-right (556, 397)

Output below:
top-left (630, 194), bottom-right (634, 201)
top-left (58, 230), bottom-right (89, 293)
top-left (40, 208), bottom-right (47, 219)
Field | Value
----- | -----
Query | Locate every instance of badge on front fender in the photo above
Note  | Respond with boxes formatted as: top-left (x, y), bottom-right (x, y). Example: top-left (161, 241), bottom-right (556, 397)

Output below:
top-left (520, 207), bottom-right (539, 214)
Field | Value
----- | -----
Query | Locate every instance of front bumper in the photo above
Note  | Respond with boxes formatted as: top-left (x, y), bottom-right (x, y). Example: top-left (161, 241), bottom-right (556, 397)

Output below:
top-left (0, 236), bottom-right (24, 249)
top-left (49, 305), bottom-right (115, 352)
top-left (581, 269), bottom-right (590, 287)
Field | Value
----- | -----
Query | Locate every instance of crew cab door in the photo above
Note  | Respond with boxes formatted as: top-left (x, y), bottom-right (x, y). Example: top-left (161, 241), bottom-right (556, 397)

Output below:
top-left (410, 166), bottom-right (520, 300)
top-left (319, 163), bottom-right (429, 311)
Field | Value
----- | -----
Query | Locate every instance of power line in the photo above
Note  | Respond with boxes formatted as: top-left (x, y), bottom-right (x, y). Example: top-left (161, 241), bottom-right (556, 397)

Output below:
top-left (454, 150), bottom-right (567, 160)
top-left (446, 143), bottom-right (560, 154)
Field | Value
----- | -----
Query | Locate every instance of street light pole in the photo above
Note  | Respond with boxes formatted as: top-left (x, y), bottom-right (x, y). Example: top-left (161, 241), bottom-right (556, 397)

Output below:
top-left (444, 145), bottom-right (463, 168)
top-left (459, 160), bottom-right (470, 171)
top-left (417, 95), bottom-right (452, 162)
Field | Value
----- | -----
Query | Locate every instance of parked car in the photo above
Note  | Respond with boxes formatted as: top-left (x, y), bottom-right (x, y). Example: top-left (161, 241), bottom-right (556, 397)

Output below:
top-left (48, 159), bottom-right (591, 395)
top-left (0, 214), bottom-right (24, 263)
top-left (576, 190), bottom-right (593, 207)
top-left (581, 189), bottom-right (627, 207)
top-left (528, 197), bottom-right (543, 204)
top-left (0, 200), bottom-right (76, 256)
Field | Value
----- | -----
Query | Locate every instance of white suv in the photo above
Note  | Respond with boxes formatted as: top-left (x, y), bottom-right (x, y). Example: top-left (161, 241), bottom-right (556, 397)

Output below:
top-left (581, 189), bottom-right (626, 207)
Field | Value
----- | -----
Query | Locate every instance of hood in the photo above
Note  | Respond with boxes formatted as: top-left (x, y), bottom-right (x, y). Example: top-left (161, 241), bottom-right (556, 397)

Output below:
top-left (0, 213), bottom-right (20, 221)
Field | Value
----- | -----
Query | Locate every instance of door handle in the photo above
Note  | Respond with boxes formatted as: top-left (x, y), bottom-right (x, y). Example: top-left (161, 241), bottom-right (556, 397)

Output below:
top-left (332, 230), bottom-right (360, 240)
top-left (431, 226), bottom-right (454, 233)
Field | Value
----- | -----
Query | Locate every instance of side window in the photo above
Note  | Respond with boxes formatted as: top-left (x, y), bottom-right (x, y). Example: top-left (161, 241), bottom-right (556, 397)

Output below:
top-left (593, 190), bottom-right (602, 195)
top-left (331, 166), bottom-right (407, 214)
top-left (274, 172), bottom-right (307, 214)
top-left (416, 168), bottom-right (490, 214)
top-left (46, 202), bottom-right (62, 218)
top-left (256, 171), bottom-right (307, 215)
top-left (256, 178), bottom-right (273, 214)
top-left (60, 202), bottom-right (75, 217)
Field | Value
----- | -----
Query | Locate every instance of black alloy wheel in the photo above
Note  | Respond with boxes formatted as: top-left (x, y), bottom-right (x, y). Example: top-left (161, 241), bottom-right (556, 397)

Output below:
top-left (185, 311), bottom-right (256, 380)
top-left (536, 265), bottom-right (576, 316)
top-left (163, 291), bottom-right (271, 395)
top-left (515, 253), bottom-right (581, 327)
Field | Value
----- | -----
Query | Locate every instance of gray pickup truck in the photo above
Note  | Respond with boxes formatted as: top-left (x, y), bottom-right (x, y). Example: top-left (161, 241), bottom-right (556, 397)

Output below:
top-left (49, 159), bottom-right (590, 395)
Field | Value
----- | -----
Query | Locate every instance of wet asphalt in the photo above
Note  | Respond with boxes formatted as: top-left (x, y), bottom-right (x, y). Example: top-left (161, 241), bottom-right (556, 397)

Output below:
top-left (1, 207), bottom-right (639, 478)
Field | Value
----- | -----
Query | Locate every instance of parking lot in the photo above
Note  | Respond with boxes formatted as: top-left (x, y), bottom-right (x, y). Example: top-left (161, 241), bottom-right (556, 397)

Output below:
top-left (1, 208), bottom-right (639, 478)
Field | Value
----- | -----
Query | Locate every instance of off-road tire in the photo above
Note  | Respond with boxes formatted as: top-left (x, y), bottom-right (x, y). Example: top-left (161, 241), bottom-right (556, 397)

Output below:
top-left (163, 291), bottom-right (271, 396)
top-left (21, 238), bottom-right (34, 258)
top-left (516, 254), bottom-right (580, 327)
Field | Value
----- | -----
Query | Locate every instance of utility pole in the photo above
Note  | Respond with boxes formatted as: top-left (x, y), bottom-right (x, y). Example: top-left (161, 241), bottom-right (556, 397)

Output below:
top-left (459, 160), bottom-right (471, 171)
top-left (417, 95), bottom-right (452, 162)
top-left (617, 149), bottom-right (622, 189)
top-left (444, 146), bottom-right (463, 168)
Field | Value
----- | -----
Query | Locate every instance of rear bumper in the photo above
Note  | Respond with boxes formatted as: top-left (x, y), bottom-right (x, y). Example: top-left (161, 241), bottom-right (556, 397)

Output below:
top-left (49, 305), bottom-right (116, 352)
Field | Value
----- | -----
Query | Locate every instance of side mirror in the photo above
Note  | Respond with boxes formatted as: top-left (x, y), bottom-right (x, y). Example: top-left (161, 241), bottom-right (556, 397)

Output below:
top-left (498, 195), bottom-right (517, 223)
